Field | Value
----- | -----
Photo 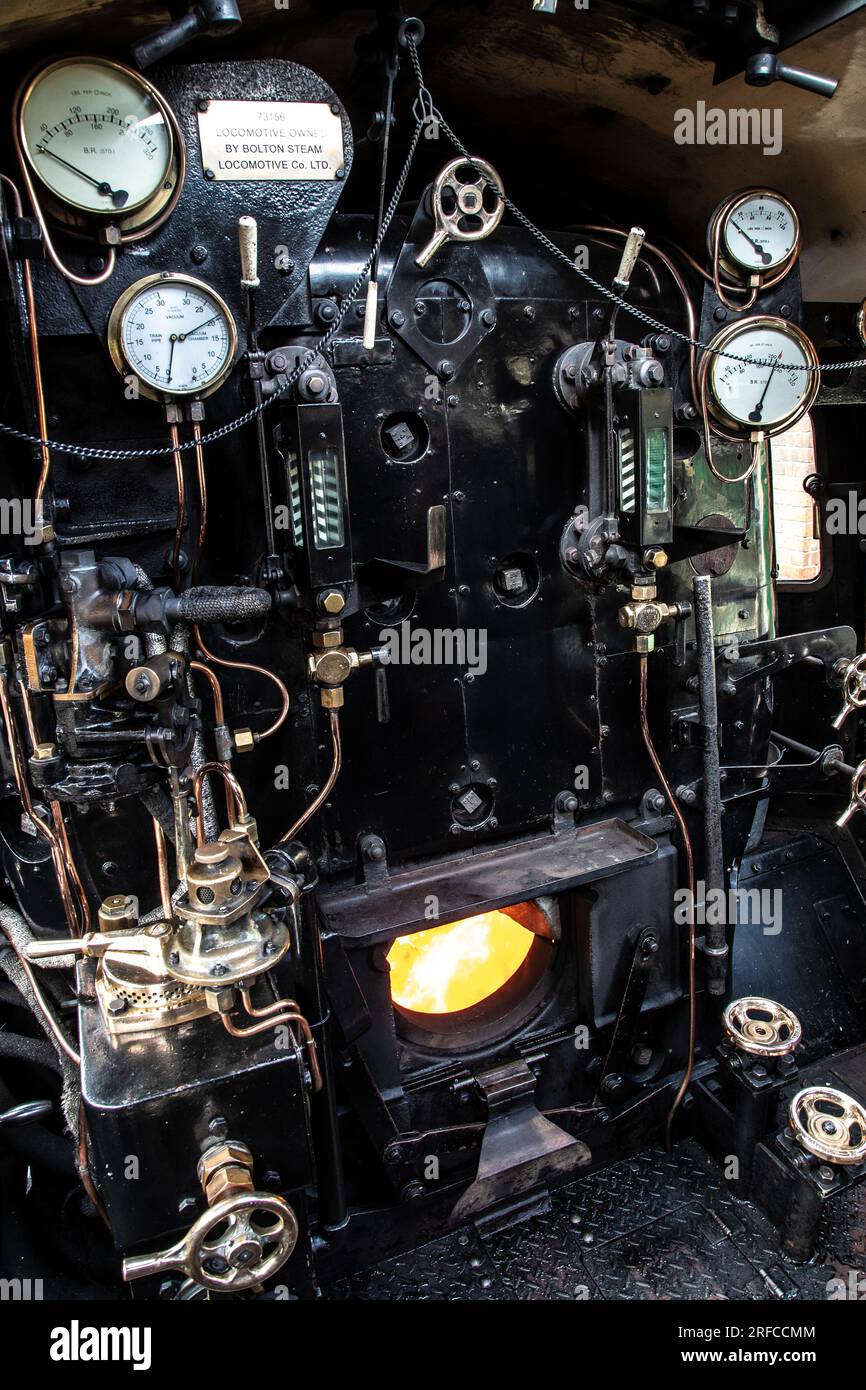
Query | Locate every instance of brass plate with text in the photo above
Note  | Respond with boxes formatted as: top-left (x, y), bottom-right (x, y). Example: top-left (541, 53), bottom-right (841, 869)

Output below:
top-left (196, 100), bottom-right (343, 181)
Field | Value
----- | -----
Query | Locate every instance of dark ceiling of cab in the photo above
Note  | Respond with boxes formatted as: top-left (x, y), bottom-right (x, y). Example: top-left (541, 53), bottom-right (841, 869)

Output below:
top-left (3, 0), bottom-right (864, 300)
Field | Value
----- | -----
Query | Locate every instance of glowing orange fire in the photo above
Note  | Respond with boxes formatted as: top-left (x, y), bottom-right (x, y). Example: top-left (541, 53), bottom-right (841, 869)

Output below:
top-left (387, 910), bottom-right (535, 1015)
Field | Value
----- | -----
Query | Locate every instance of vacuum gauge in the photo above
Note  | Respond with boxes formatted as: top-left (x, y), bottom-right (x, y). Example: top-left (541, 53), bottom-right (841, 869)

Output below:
top-left (107, 273), bottom-right (237, 401)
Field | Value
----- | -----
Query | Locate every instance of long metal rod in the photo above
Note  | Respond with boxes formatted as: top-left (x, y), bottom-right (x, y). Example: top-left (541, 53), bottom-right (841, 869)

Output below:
top-left (638, 654), bottom-right (696, 1148)
top-left (692, 574), bottom-right (728, 995)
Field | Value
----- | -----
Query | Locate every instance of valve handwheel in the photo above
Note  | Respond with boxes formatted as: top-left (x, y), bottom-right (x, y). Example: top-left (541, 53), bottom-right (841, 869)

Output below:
top-left (122, 1190), bottom-right (298, 1292)
top-left (836, 758), bottom-right (866, 829)
top-left (415, 156), bottom-right (505, 268)
top-left (722, 996), bottom-right (802, 1057)
top-left (788, 1086), bottom-right (866, 1165)
top-left (833, 653), bottom-right (866, 730)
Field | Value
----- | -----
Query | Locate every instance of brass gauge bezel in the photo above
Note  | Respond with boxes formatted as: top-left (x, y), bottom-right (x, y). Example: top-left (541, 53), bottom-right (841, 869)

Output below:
top-left (857, 297), bottom-right (866, 348)
top-left (107, 272), bottom-right (238, 402)
top-left (704, 315), bottom-right (820, 438)
top-left (16, 56), bottom-right (185, 239)
top-left (707, 188), bottom-right (801, 284)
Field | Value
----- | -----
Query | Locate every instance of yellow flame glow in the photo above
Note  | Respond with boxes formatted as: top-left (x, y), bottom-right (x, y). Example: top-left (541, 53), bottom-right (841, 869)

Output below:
top-left (386, 910), bottom-right (535, 1015)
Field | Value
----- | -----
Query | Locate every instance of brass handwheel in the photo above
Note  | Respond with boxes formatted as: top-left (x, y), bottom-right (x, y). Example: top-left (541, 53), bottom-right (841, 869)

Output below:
top-left (788, 1086), bottom-right (866, 1165)
top-left (416, 156), bottom-right (505, 267)
top-left (722, 996), bottom-right (802, 1057)
top-left (123, 1190), bottom-right (298, 1291)
top-left (833, 654), bottom-right (866, 730)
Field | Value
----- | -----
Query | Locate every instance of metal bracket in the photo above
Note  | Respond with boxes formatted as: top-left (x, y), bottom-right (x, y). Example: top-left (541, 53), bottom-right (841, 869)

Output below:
top-left (450, 1058), bottom-right (590, 1222)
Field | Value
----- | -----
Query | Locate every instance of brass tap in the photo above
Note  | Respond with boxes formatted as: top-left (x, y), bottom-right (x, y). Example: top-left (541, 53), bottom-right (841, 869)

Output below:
top-left (307, 626), bottom-right (375, 707)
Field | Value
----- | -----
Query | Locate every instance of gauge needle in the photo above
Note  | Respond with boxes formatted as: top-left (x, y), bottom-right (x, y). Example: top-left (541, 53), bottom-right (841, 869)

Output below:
top-left (179, 314), bottom-right (221, 340)
top-left (167, 334), bottom-right (177, 385)
top-left (749, 351), bottom-right (783, 423)
top-left (35, 145), bottom-right (129, 209)
top-left (730, 218), bottom-right (772, 265)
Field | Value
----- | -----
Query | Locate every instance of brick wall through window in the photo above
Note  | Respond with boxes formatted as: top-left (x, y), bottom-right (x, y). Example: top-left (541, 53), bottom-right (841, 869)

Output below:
top-left (770, 417), bottom-right (821, 583)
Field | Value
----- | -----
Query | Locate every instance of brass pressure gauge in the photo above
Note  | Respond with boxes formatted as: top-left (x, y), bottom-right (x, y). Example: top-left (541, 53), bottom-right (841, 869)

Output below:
top-left (703, 316), bottom-right (819, 438)
top-left (17, 56), bottom-right (184, 237)
top-left (856, 297), bottom-right (866, 348)
top-left (107, 273), bottom-right (238, 401)
top-left (707, 189), bottom-right (800, 284)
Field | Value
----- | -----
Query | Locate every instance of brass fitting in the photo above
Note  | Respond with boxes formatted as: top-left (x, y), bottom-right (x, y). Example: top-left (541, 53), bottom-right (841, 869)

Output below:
top-left (197, 1140), bottom-right (255, 1205)
top-left (308, 625), bottom-right (374, 708)
top-left (643, 547), bottom-right (669, 570)
top-left (618, 583), bottom-right (681, 654)
top-left (98, 893), bottom-right (140, 932)
top-left (233, 727), bottom-right (255, 754)
top-left (320, 589), bottom-right (346, 615)
top-left (31, 741), bottom-right (57, 760)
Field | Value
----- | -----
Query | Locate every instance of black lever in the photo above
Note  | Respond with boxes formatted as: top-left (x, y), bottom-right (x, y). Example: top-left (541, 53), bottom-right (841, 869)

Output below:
top-left (131, 0), bottom-right (242, 70)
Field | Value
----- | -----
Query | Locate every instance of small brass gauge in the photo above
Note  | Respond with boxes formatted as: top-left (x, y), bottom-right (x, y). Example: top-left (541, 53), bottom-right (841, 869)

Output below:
top-left (107, 273), bottom-right (238, 401)
top-left (708, 189), bottom-right (801, 284)
top-left (17, 56), bottom-right (184, 237)
top-left (704, 316), bottom-right (819, 437)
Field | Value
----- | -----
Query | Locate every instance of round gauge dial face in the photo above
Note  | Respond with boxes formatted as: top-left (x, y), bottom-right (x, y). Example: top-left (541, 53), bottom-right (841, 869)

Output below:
top-left (117, 278), bottom-right (236, 398)
top-left (722, 193), bottom-right (798, 273)
top-left (709, 323), bottom-right (815, 430)
top-left (21, 59), bottom-right (172, 216)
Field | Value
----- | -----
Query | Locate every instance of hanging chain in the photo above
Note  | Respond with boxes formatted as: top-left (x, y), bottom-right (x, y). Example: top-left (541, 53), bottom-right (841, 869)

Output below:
top-left (2, 38), bottom-right (865, 464)
top-left (405, 36), bottom-right (866, 377)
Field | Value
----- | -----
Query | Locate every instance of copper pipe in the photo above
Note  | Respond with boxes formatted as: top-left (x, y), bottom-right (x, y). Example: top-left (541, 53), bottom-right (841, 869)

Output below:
top-left (189, 659), bottom-right (237, 821)
top-left (152, 818), bottom-right (173, 921)
top-left (77, 1102), bottom-right (110, 1229)
top-left (221, 1008), bottom-right (322, 1090)
top-left (194, 626), bottom-right (290, 742)
top-left (638, 654), bottom-right (696, 1148)
top-left (50, 803), bottom-right (91, 934)
top-left (0, 674), bottom-right (81, 935)
top-left (11, 97), bottom-right (116, 288)
top-left (192, 419), bottom-right (207, 581)
top-left (240, 987), bottom-right (301, 1018)
top-left (279, 709), bottom-right (341, 845)
top-left (190, 659), bottom-right (225, 724)
top-left (711, 213), bottom-right (758, 315)
top-left (572, 224), bottom-right (699, 408)
top-left (191, 760), bottom-right (248, 846)
top-left (696, 346), bottom-right (761, 485)
top-left (169, 422), bottom-right (186, 589)
top-left (19, 684), bottom-right (90, 932)
top-left (19, 677), bottom-right (41, 749)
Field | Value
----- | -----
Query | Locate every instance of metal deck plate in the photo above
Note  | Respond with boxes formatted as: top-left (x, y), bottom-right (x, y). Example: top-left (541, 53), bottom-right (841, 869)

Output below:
top-left (325, 1139), bottom-right (866, 1300)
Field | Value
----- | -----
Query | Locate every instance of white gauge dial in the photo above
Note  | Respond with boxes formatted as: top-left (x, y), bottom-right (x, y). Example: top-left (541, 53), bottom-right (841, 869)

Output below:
top-left (108, 275), bottom-right (237, 400)
top-left (707, 319), bottom-right (818, 434)
top-left (20, 58), bottom-right (174, 217)
top-left (720, 191), bottom-right (799, 273)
